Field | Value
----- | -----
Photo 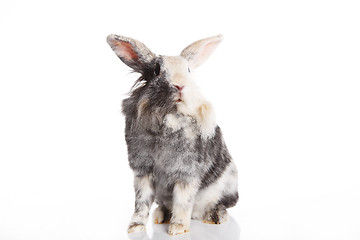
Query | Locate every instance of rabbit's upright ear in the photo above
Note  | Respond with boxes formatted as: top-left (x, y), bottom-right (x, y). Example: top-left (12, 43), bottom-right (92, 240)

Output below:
top-left (107, 34), bottom-right (155, 72)
top-left (180, 35), bottom-right (223, 69)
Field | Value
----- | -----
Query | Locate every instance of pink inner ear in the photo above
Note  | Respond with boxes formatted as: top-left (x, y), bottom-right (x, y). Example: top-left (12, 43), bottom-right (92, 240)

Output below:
top-left (114, 41), bottom-right (139, 62)
top-left (199, 41), bottom-right (219, 61)
top-left (191, 39), bottom-right (222, 68)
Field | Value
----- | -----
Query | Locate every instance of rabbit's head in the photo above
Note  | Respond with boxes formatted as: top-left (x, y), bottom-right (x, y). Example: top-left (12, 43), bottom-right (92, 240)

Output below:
top-left (107, 34), bottom-right (223, 135)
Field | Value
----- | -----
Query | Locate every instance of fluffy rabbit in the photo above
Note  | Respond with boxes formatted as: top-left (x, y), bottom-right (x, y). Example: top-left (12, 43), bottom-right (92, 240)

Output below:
top-left (107, 34), bottom-right (238, 235)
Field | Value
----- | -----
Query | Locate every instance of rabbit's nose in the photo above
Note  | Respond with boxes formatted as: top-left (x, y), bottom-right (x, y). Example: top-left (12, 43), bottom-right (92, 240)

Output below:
top-left (174, 85), bottom-right (184, 91)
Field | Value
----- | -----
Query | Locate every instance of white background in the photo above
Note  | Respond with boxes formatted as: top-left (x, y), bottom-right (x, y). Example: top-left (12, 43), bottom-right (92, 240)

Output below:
top-left (0, 0), bottom-right (359, 239)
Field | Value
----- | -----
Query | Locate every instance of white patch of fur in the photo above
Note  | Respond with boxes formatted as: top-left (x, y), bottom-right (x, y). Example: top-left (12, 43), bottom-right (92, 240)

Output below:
top-left (133, 174), bottom-right (153, 203)
top-left (196, 101), bottom-right (217, 139)
top-left (164, 114), bottom-right (183, 132)
top-left (171, 181), bottom-right (199, 229)
top-left (192, 161), bottom-right (238, 220)
top-left (163, 56), bottom-right (217, 139)
top-left (169, 223), bottom-right (190, 235)
top-left (164, 114), bottom-right (197, 140)
top-left (129, 174), bottom-right (154, 227)
top-left (128, 224), bottom-right (146, 234)
top-left (130, 208), bottom-right (149, 225)
top-left (153, 206), bottom-right (165, 224)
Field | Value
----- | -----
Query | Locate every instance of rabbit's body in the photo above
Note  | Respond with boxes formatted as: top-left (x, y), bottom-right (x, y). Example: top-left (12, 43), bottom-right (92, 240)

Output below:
top-left (124, 108), bottom-right (238, 214)
top-left (107, 35), bottom-right (238, 235)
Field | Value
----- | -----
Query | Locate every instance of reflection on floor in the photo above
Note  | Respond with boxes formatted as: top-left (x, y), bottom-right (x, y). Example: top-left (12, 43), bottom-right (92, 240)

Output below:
top-left (128, 216), bottom-right (240, 240)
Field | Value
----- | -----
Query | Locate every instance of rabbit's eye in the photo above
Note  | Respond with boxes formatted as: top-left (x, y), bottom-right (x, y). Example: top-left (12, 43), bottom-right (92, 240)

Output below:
top-left (154, 63), bottom-right (161, 76)
top-left (188, 67), bottom-right (191, 73)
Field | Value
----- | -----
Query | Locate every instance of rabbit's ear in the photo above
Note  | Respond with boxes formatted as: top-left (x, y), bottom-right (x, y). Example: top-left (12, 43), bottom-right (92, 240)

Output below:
top-left (180, 34), bottom-right (223, 69)
top-left (107, 34), bottom-right (155, 72)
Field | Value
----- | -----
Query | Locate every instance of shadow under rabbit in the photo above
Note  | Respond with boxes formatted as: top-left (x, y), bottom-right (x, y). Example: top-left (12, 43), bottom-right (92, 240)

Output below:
top-left (128, 215), bottom-right (240, 240)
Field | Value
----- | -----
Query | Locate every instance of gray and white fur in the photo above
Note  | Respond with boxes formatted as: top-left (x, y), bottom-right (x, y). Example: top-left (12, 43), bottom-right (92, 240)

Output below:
top-left (106, 34), bottom-right (238, 235)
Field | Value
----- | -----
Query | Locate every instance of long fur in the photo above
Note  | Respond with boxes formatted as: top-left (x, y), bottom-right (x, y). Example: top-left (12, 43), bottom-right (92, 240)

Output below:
top-left (107, 34), bottom-right (238, 235)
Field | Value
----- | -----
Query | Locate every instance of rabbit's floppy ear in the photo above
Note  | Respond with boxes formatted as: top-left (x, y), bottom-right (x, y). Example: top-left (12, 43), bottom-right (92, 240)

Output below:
top-left (107, 34), bottom-right (155, 72)
top-left (180, 34), bottom-right (223, 69)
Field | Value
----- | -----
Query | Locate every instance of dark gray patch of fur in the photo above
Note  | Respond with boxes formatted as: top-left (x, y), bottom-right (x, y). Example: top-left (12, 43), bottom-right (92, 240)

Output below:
top-left (197, 127), bottom-right (232, 189)
top-left (217, 192), bottom-right (239, 209)
top-left (160, 206), bottom-right (172, 223)
top-left (123, 57), bottom-right (177, 135)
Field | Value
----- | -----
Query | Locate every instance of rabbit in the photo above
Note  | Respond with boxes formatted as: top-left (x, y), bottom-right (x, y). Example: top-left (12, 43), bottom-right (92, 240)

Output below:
top-left (106, 34), bottom-right (238, 235)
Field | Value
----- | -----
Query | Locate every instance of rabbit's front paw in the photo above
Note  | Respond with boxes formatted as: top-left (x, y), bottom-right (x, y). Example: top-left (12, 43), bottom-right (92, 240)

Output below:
top-left (128, 223), bottom-right (145, 234)
top-left (153, 206), bottom-right (171, 224)
top-left (168, 223), bottom-right (189, 235)
top-left (153, 206), bottom-right (165, 224)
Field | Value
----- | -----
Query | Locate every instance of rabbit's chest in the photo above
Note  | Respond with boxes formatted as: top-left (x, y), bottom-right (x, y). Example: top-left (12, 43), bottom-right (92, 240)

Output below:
top-left (151, 114), bottom-right (203, 178)
top-left (162, 113), bottom-right (199, 140)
